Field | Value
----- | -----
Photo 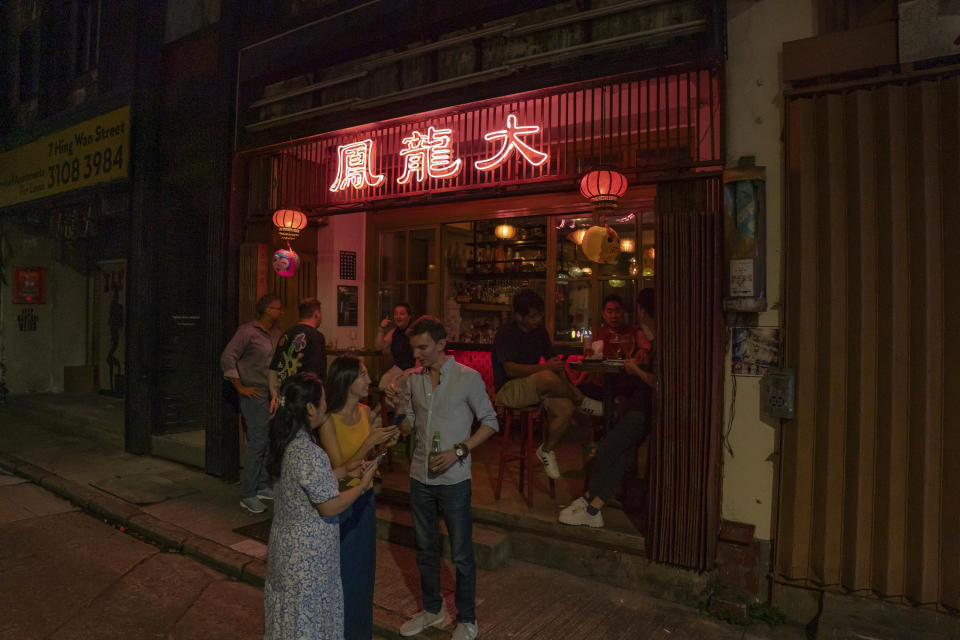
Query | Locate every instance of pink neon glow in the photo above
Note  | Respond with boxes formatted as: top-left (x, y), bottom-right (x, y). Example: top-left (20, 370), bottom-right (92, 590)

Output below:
top-left (397, 126), bottom-right (462, 184)
top-left (329, 139), bottom-right (385, 192)
top-left (474, 114), bottom-right (548, 171)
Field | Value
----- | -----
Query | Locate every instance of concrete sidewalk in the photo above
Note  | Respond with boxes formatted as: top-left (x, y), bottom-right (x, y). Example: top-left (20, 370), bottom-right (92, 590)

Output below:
top-left (0, 396), bottom-right (803, 640)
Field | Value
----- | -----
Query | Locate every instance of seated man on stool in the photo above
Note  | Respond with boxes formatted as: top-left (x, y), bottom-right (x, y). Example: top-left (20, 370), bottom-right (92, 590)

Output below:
top-left (492, 288), bottom-right (603, 481)
top-left (559, 288), bottom-right (656, 528)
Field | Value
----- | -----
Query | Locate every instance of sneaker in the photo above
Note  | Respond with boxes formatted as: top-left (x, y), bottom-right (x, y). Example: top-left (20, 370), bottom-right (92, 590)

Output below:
top-left (451, 622), bottom-right (479, 640)
top-left (535, 444), bottom-right (561, 480)
top-left (562, 496), bottom-right (589, 515)
top-left (399, 603), bottom-right (448, 636)
top-left (256, 487), bottom-right (275, 500)
top-left (240, 496), bottom-right (267, 514)
top-left (558, 501), bottom-right (604, 528)
top-left (577, 396), bottom-right (603, 417)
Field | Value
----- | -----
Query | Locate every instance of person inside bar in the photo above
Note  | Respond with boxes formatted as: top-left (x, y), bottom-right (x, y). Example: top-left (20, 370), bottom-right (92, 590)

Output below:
top-left (377, 302), bottom-right (416, 405)
top-left (594, 294), bottom-right (636, 359)
top-left (558, 288), bottom-right (655, 528)
top-left (575, 293), bottom-right (639, 405)
top-left (492, 288), bottom-right (603, 480)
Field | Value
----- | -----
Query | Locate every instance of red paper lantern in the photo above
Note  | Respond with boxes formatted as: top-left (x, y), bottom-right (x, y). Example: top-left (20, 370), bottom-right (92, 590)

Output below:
top-left (579, 170), bottom-right (628, 208)
top-left (272, 207), bottom-right (308, 240)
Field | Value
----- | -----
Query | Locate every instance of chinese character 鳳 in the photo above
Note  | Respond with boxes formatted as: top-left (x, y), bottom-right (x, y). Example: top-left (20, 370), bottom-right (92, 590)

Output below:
top-left (329, 139), bottom-right (385, 192)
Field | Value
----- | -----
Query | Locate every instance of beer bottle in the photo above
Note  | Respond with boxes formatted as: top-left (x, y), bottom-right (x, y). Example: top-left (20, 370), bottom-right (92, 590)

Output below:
top-left (428, 432), bottom-right (442, 478)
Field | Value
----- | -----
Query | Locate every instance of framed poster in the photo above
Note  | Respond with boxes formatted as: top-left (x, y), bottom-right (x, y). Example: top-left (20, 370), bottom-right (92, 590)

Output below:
top-left (13, 267), bottom-right (45, 304)
top-left (337, 285), bottom-right (358, 326)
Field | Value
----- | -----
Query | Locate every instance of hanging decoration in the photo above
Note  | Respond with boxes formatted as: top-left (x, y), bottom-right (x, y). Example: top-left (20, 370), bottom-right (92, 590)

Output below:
top-left (272, 207), bottom-right (308, 240)
top-left (581, 225), bottom-right (620, 264)
top-left (579, 169), bottom-right (629, 209)
top-left (273, 246), bottom-right (301, 277)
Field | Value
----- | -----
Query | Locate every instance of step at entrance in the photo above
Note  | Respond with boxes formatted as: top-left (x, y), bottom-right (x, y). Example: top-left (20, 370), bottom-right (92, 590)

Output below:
top-left (376, 487), bottom-right (709, 604)
top-left (375, 502), bottom-right (512, 571)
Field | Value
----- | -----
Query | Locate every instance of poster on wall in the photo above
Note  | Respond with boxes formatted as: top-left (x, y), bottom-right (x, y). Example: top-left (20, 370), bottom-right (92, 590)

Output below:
top-left (13, 267), bottom-right (45, 303)
top-left (732, 327), bottom-right (780, 377)
top-left (95, 260), bottom-right (126, 396)
top-left (337, 285), bottom-right (358, 326)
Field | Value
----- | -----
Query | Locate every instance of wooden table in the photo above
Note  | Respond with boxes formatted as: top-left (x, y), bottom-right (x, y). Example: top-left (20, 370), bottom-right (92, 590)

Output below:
top-left (568, 359), bottom-right (626, 434)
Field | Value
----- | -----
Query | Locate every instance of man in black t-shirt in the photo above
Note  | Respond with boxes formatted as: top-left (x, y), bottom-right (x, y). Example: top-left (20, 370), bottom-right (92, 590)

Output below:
top-left (268, 298), bottom-right (326, 413)
top-left (492, 289), bottom-right (602, 480)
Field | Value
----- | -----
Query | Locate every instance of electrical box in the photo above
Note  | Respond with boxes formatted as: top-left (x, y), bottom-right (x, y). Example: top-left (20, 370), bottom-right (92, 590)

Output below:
top-left (760, 368), bottom-right (795, 420)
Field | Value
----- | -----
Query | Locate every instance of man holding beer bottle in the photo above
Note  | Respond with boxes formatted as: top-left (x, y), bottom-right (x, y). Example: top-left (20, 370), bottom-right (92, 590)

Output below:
top-left (387, 316), bottom-right (499, 640)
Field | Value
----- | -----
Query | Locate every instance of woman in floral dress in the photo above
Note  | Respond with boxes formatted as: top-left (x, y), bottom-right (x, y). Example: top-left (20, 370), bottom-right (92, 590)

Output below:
top-left (264, 373), bottom-right (378, 640)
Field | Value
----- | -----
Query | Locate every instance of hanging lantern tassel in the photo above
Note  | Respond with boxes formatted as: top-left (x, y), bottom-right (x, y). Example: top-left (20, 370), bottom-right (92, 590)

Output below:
top-left (581, 225), bottom-right (620, 264)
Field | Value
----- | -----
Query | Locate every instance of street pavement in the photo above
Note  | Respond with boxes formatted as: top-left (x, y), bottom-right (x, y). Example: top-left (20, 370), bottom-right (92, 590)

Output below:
top-left (0, 469), bottom-right (264, 640)
top-left (0, 395), bottom-right (810, 640)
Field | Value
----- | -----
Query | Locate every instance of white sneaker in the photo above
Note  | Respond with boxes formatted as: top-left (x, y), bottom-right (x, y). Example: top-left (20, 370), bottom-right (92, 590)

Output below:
top-left (399, 603), bottom-right (447, 636)
top-left (558, 501), bottom-right (604, 528)
top-left (451, 621), bottom-right (479, 640)
top-left (256, 487), bottom-right (275, 500)
top-left (577, 396), bottom-right (603, 417)
top-left (240, 496), bottom-right (267, 514)
top-left (561, 496), bottom-right (588, 515)
top-left (535, 444), bottom-right (561, 480)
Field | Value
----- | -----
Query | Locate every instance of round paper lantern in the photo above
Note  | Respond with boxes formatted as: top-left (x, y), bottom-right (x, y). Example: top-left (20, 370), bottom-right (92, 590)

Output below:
top-left (579, 170), bottom-right (628, 208)
top-left (272, 207), bottom-right (308, 240)
top-left (581, 225), bottom-right (620, 264)
top-left (272, 248), bottom-right (301, 277)
top-left (494, 224), bottom-right (517, 239)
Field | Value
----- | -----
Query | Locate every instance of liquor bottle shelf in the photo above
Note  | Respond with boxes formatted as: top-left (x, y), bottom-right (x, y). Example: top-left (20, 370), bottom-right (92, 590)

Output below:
top-left (466, 239), bottom-right (546, 247)
top-left (459, 303), bottom-right (511, 312)
top-left (463, 271), bottom-right (546, 281)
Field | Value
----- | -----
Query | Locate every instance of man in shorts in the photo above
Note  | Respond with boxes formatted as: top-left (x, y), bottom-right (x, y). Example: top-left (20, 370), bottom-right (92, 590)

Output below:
top-left (491, 288), bottom-right (602, 480)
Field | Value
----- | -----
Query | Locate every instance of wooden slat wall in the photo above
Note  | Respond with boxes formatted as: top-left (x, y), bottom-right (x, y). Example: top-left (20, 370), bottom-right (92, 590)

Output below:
top-left (649, 178), bottom-right (724, 571)
top-left (781, 73), bottom-right (960, 611)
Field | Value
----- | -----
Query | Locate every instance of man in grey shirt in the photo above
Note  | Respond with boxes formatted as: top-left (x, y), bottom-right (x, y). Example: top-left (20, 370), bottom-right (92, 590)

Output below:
top-left (220, 294), bottom-right (283, 514)
top-left (389, 316), bottom-right (498, 640)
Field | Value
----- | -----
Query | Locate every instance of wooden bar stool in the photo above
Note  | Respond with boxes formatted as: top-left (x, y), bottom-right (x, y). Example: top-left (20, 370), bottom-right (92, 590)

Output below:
top-left (494, 405), bottom-right (556, 508)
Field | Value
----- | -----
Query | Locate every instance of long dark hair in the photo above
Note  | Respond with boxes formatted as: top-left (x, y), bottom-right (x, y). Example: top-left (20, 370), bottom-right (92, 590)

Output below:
top-left (325, 355), bottom-right (362, 415)
top-left (266, 373), bottom-right (325, 478)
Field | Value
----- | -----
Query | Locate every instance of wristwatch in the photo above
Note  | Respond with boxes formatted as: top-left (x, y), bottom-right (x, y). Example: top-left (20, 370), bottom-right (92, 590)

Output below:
top-left (454, 442), bottom-right (469, 461)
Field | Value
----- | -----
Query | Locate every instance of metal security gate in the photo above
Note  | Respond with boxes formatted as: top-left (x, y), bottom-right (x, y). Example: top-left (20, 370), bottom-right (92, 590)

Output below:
top-left (780, 71), bottom-right (960, 611)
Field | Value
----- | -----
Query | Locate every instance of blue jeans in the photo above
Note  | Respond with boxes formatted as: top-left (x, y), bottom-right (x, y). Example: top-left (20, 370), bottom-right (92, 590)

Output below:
top-left (239, 396), bottom-right (271, 499)
top-left (341, 489), bottom-right (376, 640)
top-left (409, 478), bottom-right (476, 623)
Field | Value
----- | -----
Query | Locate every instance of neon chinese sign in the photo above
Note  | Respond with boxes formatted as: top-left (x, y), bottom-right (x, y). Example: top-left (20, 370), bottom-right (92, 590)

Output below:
top-left (397, 126), bottom-right (462, 184)
top-left (475, 114), bottom-right (548, 171)
top-left (329, 114), bottom-right (547, 193)
top-left (329, 139), bottom-right (385, 192)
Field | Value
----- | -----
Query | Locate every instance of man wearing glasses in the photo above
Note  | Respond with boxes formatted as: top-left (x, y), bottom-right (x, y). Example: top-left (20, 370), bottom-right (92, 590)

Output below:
top-left (221, 294), bottom-right (284, 514)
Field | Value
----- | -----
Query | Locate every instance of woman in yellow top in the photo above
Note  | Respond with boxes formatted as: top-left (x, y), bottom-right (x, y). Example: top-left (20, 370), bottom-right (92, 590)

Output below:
top-left (320, 355), bottom-right (399, 640)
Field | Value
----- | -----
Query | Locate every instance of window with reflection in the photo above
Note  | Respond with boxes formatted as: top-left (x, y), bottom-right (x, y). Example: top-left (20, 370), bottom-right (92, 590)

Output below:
top-left (554, 215), bottom-right (593, 342)
top-left (379, 228), bottom-right (438, 322)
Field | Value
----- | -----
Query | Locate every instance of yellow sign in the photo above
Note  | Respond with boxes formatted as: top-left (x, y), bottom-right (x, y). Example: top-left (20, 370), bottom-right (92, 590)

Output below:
top-left (0, 106), bottom-right (130, 208)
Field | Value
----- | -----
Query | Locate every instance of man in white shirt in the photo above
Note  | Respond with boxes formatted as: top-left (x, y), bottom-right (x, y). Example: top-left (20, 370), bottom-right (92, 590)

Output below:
top-left (388, 316), bottom-right (498, 640)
